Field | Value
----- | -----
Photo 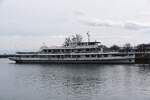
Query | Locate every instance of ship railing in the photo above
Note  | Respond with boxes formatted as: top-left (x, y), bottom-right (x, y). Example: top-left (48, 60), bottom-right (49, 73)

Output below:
top-left (19, 55), bottom-right (135, 61)
top-left (40, 50), bottom-right (102, 54)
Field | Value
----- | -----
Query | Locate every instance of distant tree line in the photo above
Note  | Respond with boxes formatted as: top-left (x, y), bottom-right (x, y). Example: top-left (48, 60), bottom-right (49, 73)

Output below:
top-left (104, 43), bottom-right (150, 52)
top-left (63, 34), bottom-right (150, 52)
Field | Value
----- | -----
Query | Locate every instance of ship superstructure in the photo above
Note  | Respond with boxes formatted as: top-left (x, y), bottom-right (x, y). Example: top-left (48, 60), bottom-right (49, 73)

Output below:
top-left (9, 39), bottom-right (135, 64)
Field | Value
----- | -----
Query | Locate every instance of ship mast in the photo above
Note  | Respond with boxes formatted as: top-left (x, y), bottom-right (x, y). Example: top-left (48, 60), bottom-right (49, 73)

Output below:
top-left (86, 31), bottom-right (90, 42)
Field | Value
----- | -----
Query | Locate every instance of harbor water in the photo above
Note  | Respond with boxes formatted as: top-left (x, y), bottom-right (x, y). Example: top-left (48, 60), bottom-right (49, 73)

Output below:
top-left (1, 59), bottom-right (150, 100)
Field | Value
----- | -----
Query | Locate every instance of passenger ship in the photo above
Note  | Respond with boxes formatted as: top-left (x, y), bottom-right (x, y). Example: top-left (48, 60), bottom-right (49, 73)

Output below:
top-left (9, 38), bottom-right (135, 64)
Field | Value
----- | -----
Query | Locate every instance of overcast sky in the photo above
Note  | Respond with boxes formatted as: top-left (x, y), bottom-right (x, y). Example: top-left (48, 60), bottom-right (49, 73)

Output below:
top-left (0, 0), bottom-right (150, 51)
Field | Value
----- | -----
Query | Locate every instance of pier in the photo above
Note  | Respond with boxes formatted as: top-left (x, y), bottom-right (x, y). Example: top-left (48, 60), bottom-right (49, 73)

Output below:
top-left (0, 54), bottom-right (15, 58)
top-left (135, 52), bottom-right (150, 64)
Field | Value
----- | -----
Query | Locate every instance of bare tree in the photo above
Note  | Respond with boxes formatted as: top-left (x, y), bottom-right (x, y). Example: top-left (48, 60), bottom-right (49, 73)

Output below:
top-left (63, 34), bottom-right (83, 46)
top-left (63, 37), bottom-right (71, 46)
top-left (123, 43), bottom-right (132, 52)
top-left (75, 34), bottom-right (83, 43)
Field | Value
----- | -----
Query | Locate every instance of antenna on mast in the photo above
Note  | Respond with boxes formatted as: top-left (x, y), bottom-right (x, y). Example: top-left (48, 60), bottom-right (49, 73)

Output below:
top-left (86, 31), bottom-right (90, 42)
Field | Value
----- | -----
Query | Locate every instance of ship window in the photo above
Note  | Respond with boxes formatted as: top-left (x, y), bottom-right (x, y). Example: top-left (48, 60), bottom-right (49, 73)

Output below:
top-left (25, 55), bottom-right (30, 58)
top-left (43, 49), bottom-right (47, 52)
top-left (92, 55), bottom-right (96, 57)
top-left (60, 55), bottom-right (64, 58)
top-left (78, 49), bottom-right (81, 52)
top-left (98, 55), bottom-right (102, 57)
top-left (55, 50), bottom-right (57, 53)
top-left (104, 54), bottom-right (108, 57)
top-left (70, 49), bottom-right (73, 52)
top-left (91, 48), bottom-right (95, 52)
top-left (73, 55), bottom-right (77, 58)
top-left (86, 55), bottom-right (89, 57)
top-left (66, 49), bottom-right (70, 53)
top-left (56, 55), bottom-right (60, 58)
top-left (65, 55), bottom-right (70, 58)
top-left (43, 55), bottom-right (46, 57)
top-left (86, 49), bottom-right (89, 51)
top-left (53, 50), bottom-right (56, 53)
top-left (74, 49), bottom-right (77, 52)
top-left (31, 55), bottom-right (34, 57)
top-left (45, 55), bottom-right (51, 58)
top-left (77, 55), bottom-right (80, 58)
top-left (48, 50), bottom-right (51, 52)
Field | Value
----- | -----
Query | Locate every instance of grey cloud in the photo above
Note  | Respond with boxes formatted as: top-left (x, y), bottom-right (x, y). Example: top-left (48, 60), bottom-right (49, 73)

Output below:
top-left (0, 0), bottom-right (3, 4)
top-left (74, 10), bottom-right (150, 30)
top-left (79, 19), bottom-right (118, 27)
top-left (73, 11), bottom-right (86, 16)
top-left (123, 22), bottom-right (149, 30)
top-left (147, 0), bottom-right (150, 3)
top-left (76, 14), bottom-right (150, 30)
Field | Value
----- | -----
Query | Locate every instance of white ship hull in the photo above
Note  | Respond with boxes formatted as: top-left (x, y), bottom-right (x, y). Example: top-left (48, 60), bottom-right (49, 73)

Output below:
top-left (9, 56), bottom-right (135, 64)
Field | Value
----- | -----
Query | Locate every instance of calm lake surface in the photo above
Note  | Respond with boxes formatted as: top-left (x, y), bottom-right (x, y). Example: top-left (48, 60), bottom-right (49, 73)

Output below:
top-left (1, 59), bottom-right (150, 100)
